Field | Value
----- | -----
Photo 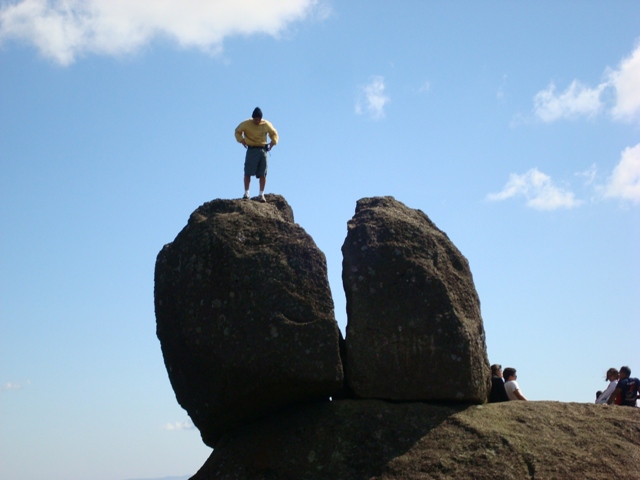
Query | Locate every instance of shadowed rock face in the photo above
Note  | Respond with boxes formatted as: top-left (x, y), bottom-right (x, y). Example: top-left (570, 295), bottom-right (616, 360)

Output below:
top-left (342, 196), bottom-right (490, 402)
top-left (154, 195), bottom-right (343, 447)
top-left (190, 400), bottom-right (640, 480)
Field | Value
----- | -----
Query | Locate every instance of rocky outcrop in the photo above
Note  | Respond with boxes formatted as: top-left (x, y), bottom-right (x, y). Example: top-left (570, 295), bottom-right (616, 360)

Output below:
top-left (155, 195), bottom-right (639, 480)
top-left (342, 197), bottom-right (490, 402)
top-left (154, 195), bottom-right (343, 447)
top-left (191, 400), bottom-right (640, 480)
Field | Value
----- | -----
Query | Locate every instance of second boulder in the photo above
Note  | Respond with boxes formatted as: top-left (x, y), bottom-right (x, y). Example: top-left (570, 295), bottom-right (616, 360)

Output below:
top-left (342, 196), bottom-right (490, 403)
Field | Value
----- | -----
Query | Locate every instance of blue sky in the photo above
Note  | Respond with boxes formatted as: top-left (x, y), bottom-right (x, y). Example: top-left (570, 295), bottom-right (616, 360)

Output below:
top-left (1, 1), bottom-right (639, 479)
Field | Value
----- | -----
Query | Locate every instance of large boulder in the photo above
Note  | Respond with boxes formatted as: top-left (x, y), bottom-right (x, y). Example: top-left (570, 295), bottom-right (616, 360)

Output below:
top-left (342, 196), bottom-right (490, 402)
top-left (154, 195), bottom-right (344, 447)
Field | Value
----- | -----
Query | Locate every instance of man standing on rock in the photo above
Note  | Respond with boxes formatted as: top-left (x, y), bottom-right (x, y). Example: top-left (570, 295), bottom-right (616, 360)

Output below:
top-left (235, 107), bottom-right (278, 202)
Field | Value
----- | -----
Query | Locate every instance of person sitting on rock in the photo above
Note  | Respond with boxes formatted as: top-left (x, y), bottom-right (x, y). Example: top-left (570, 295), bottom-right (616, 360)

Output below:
top-left (488, 364), bottom-right (509, 403)
top-left (503, 367), bottom-right (528, 401)
top-left (595, 368), bottom-right (619, 404)
top-left (607, 366), bottom-right (639, 407)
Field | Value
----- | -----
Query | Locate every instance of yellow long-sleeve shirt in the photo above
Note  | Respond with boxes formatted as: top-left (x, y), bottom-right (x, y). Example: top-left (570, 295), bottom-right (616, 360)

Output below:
top-left (234, 119), bottom-right (279, 147)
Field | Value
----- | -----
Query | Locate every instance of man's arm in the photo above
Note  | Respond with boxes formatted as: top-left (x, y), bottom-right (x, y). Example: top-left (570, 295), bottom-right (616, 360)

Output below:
top-left (234, 122), bottom-right (247, 146)
top-left (266, 121), bottom-right (278, 148)
top-left (513, 389), bottom-right (528, 401)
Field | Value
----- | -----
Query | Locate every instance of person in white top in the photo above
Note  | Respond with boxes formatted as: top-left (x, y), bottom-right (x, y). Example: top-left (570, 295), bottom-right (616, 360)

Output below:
top-left (503, 367), bottom-right (528, 401)
top-left (595, 368), bottom-right (619, 404)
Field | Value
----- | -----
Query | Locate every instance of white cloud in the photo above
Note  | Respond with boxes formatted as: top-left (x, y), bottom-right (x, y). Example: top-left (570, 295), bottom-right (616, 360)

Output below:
top-left (533, 80), bottom-right (605, 122)
top-left (487, 168), bottom-right (582, 210)
top-left (527, 42), bottom-right (640, 209)
top-left (0, 0), bottom-right (321, 65)
top-left (603, 143), bottom-right (640, 204)
top-left (162, 420), bottom-right (194, 431)
top-left (532, 41), bottom-right (640, 123)
top-left (608, 42), bottom-right (640, 122)
top-left (356, 75), bottom-right (389, 120)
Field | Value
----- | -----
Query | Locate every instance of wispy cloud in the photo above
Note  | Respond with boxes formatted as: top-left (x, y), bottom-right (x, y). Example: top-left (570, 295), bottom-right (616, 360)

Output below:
top-left (490, 153), bottom-right (640, 210)
top-left (532, 41), bottom-right (640, 123)
top-left (0, 381), bottom-right (26, 393)
top-left (487, 168), bottom-right (582, 210)
top-left (418, 80), bottom-right (431, 93)
top-left (533, 80), bottom-right (605, 122)
top-left (162, 420), bottom-right (194, 431)
top-left (2, 382), bottom-right (22, 391)
top-left (356, 75), bottom-right (389, 120)
top-left (602, 143), bottom-right (640, 204)
top-left (576, 164), bottom-right (597, 187)
top-left (0, 0), bottom-right (323, 65)
top-left (525, 41), bottom-right (640, 209)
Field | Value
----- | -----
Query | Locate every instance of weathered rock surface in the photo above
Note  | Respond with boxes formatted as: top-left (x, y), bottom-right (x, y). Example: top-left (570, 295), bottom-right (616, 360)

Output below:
top-left (154, 195), bottom-right (343, 447)
top-left (342, 196), bottom-right (490, 402)
top-left (155, 195), bottom-right (640, 480)
top-left (191, 400), bottom-right (640, 480)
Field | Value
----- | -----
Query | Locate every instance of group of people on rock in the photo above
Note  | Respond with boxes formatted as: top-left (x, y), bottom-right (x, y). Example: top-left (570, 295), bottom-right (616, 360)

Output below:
top-left (488, 364), bottom-right (527, 403)
top-left (595, 366), bottom-right (640, 407)
top-left (488, 363), bottom-right (639, 406)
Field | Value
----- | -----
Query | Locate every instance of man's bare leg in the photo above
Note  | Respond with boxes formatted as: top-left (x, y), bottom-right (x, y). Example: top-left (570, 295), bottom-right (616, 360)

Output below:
top-left (258, 176), bottom-right (267, 202)
top-left (243, 175), bottom-right (251, 199)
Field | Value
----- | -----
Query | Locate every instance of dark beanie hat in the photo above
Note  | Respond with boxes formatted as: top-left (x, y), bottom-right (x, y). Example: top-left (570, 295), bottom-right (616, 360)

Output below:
top-left (252, 107), bottom-right (263, 118)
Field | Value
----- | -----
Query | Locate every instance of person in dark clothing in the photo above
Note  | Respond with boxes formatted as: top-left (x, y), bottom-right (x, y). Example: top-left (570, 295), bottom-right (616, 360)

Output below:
top-left (607, 366), bottom-right (639, 407)
top-left (488, 364), bottom-right (509, 403)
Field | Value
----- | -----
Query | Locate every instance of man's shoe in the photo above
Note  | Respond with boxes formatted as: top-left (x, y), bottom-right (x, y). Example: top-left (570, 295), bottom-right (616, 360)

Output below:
top-left (258, 194), bottom-right (266, 203)
top-left (242, 192), bottom-right (250, 200)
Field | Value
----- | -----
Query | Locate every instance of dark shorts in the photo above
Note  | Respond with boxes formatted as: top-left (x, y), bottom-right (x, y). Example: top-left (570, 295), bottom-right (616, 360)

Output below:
top-left (244, 147), bottom-right (268, 178)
